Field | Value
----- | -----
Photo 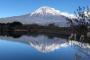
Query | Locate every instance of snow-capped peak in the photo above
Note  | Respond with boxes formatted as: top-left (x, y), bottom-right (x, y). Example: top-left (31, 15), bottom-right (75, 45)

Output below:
top-left (31, 6), bottom-right (75, 18)
top-left (31, 6), bottom-right (61, 16)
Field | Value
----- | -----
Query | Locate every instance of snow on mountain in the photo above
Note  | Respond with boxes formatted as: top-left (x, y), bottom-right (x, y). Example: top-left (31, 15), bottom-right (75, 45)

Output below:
top-left (31, 6), bottom-right (75, 18)
top-left (0, 6), bottom-right (75, 27)
top-left (31, 6), bottom-right (61, 16)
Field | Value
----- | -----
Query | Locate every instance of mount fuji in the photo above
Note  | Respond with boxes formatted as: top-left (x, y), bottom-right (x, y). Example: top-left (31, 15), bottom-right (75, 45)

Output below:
top-left (0, 6), bottom-right (75, 27)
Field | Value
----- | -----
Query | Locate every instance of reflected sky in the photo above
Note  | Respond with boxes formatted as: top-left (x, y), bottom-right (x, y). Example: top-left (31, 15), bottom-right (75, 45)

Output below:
top-left (0, 40), bottom-right (75, 60)
top-left (0, 35), bottom-right (90, 60)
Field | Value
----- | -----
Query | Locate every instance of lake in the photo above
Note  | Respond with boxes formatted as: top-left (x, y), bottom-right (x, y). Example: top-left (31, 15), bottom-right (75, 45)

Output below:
top-left (0, 35), bottom-right (90, 60)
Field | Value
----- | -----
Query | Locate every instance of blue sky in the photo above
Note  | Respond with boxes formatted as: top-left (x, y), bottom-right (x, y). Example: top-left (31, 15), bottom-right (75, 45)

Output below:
top-left (0, 0), bottom-right (90, 18)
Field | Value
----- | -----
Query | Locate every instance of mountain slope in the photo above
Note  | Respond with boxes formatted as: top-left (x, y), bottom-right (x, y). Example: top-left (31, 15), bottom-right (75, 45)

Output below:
top-left (0, 6), bottom-right (75, 27)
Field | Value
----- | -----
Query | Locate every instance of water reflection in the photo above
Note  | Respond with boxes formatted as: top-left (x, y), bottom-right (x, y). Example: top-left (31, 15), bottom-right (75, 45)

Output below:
top-left (0, 35), bottom-right (69, 53)
top-left (28, 36), bottom-right (69, 53)
top-left (0, 32), bottom-right (90, 60)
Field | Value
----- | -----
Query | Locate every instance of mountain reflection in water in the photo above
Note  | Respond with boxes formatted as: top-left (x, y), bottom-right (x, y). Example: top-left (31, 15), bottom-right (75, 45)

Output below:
top-left (0, 35), bottom-right (69, 53)
top-left (0, 33), bottom-right (90, 60)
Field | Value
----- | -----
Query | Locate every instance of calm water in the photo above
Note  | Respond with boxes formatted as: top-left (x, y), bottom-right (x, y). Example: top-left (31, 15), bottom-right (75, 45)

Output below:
top-left (0, 35), bottom-right (90, 60)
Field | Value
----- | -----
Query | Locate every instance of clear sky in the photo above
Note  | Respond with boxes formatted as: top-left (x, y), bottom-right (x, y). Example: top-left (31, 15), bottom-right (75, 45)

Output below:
top-left (0, 0), bottom-right (90, 18)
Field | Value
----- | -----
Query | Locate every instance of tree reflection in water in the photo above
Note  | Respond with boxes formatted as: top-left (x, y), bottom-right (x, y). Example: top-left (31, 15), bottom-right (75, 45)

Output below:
top-left (0, 31), bottom-right (90, 60)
